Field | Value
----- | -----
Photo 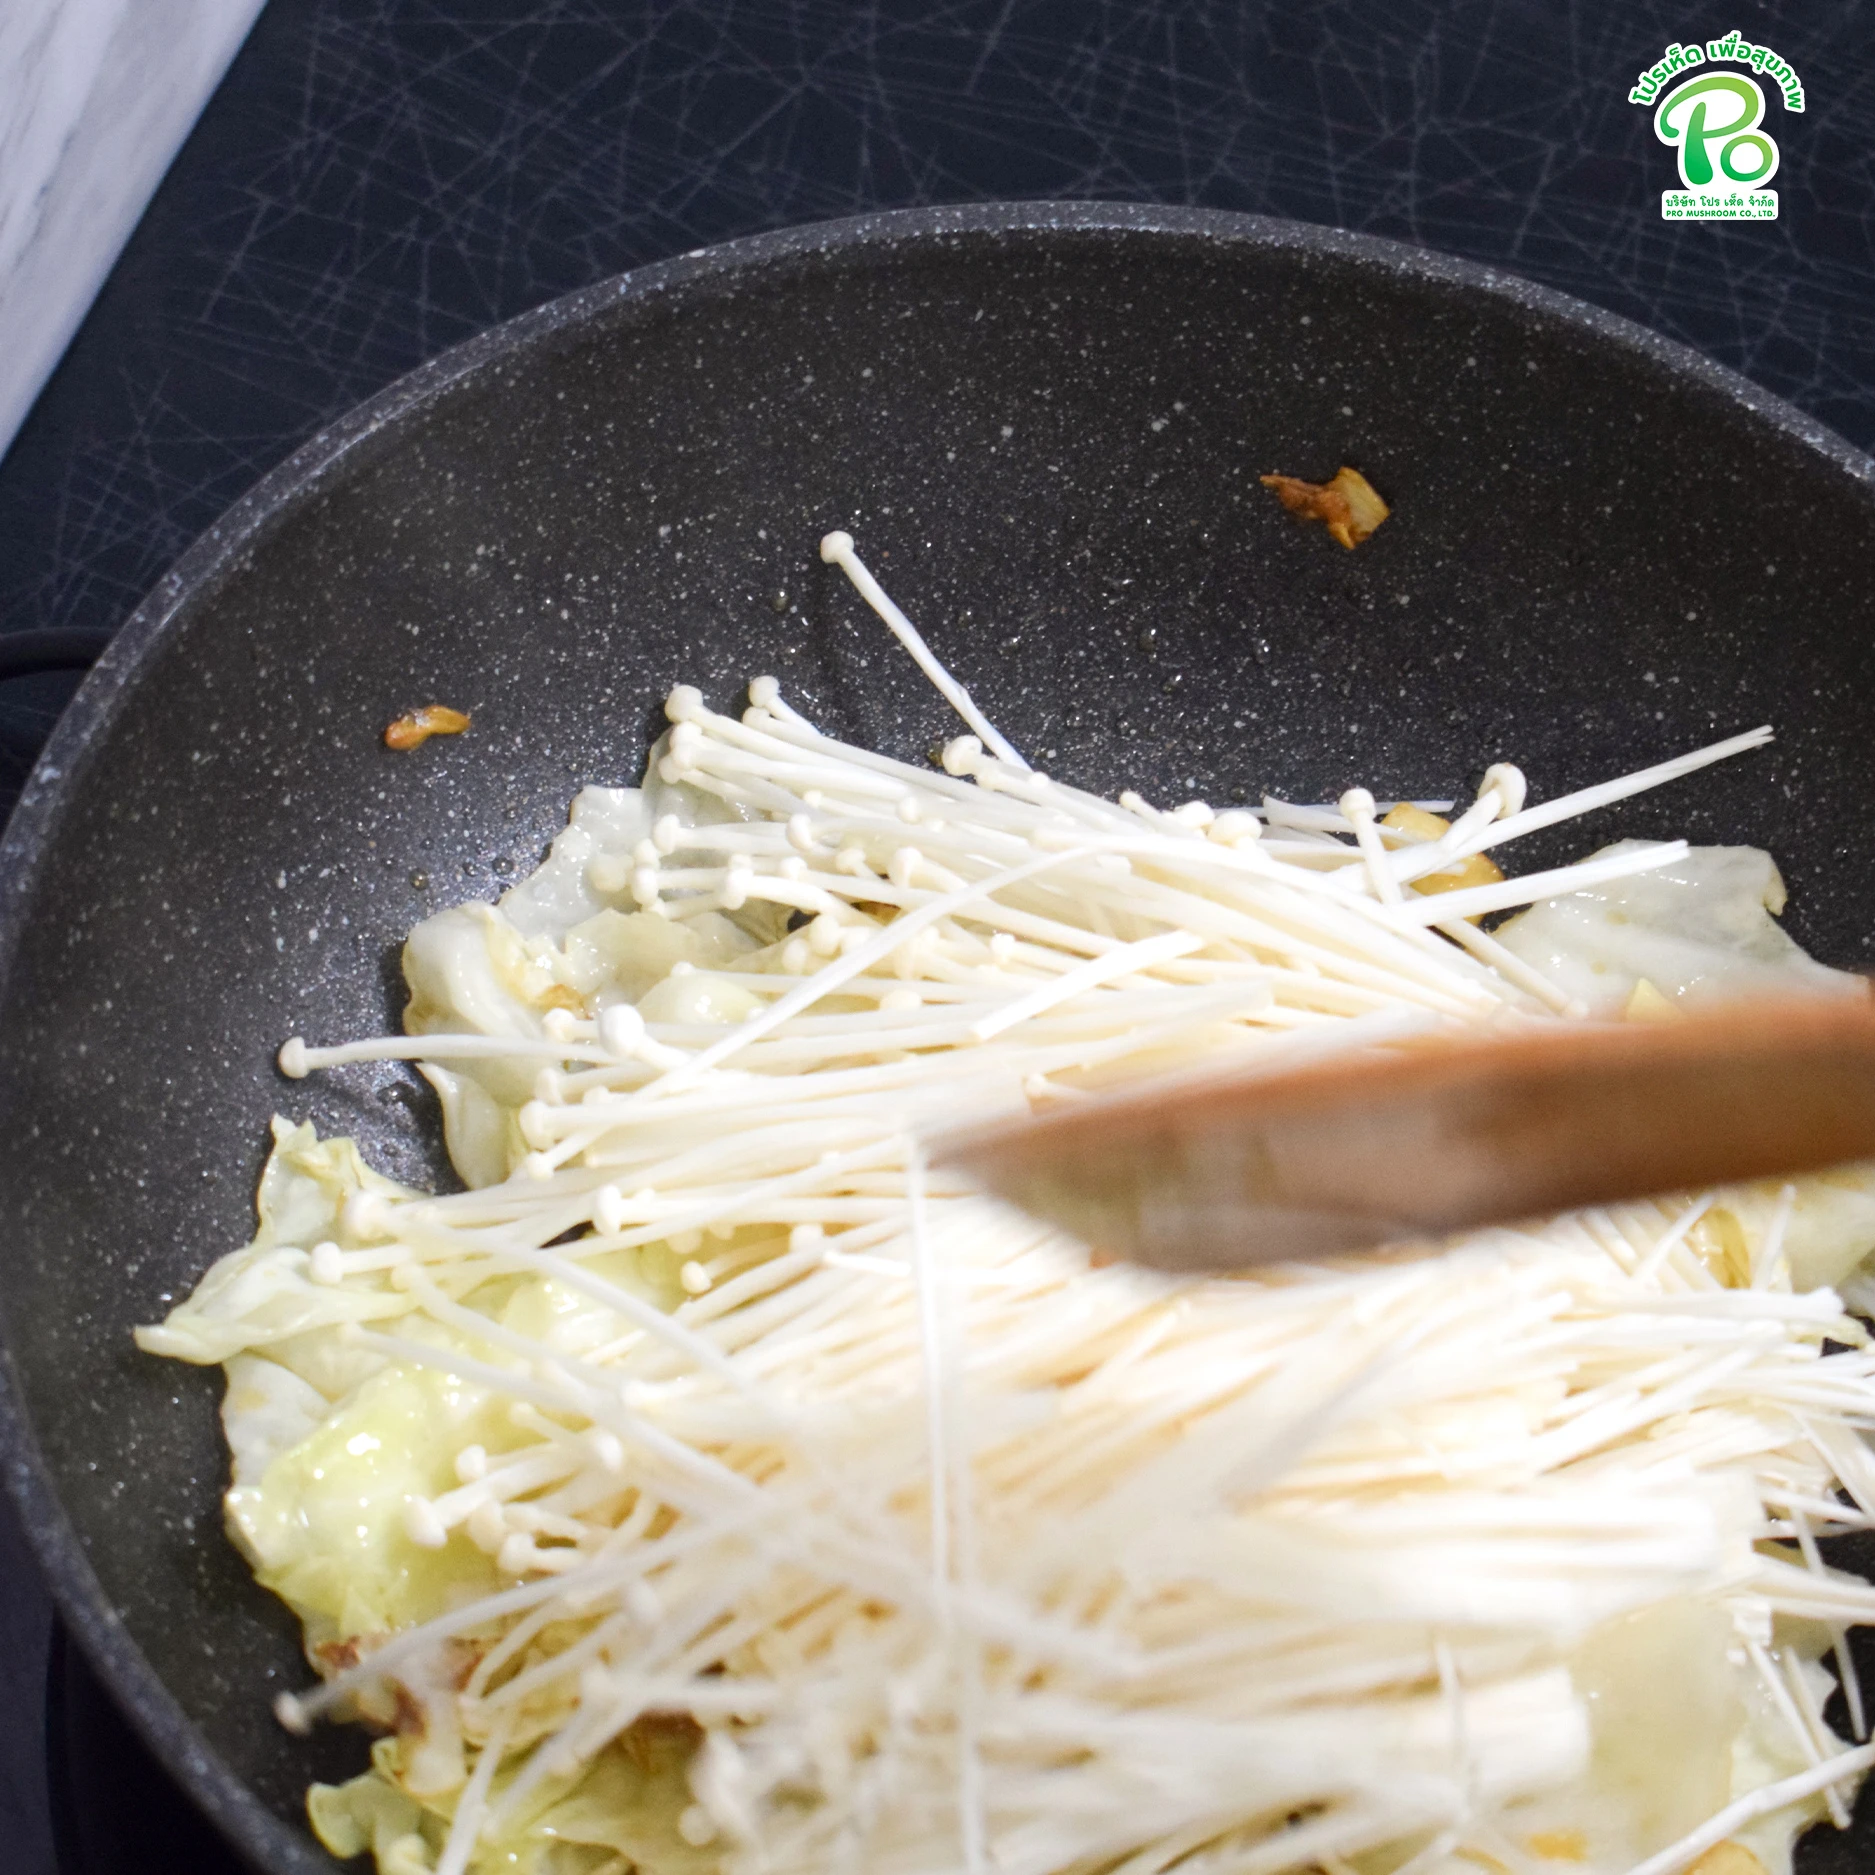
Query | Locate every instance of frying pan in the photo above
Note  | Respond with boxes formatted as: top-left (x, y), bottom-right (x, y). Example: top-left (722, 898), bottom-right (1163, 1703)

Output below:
top-left (4, 201), bottom-right (1875, 1873)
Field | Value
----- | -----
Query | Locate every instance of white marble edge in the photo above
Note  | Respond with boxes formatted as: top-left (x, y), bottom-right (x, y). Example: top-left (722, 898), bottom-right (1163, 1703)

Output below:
top-left (0, 0), bottom-right (269, 467)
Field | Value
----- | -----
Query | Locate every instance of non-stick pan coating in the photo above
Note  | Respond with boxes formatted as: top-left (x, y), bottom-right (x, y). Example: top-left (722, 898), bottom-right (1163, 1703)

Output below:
top-left (4, 204), bottom-right (1875, 1872)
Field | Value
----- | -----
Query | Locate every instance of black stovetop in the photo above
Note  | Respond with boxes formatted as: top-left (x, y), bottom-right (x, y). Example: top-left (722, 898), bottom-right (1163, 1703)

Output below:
top-left (4, 2), bottom-right (1875, 1869)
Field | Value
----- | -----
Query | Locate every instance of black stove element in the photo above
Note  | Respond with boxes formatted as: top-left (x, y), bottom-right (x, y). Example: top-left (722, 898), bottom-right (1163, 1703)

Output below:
top-left (0, 634), bottom-right (107, 782)
top-left (0, 633), bottom-right (114, 685)
top-left (47, 1624), bottom-right (247, 1875)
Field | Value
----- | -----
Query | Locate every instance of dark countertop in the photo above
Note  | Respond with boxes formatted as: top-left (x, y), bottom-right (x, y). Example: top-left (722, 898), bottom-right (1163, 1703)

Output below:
top-left (3, 3), bottom-right (1872, 1869)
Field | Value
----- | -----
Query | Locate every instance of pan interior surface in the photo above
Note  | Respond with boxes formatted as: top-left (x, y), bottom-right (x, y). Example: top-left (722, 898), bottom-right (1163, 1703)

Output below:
top-left (3, 206), bottom-right (1874, 1870)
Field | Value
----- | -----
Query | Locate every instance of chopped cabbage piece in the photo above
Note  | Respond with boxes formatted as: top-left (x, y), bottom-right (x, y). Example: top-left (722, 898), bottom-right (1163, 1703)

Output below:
top-left (1494, 843), bottom-right (1864, 1018)
top-left (133, 1119), bottom-right (423, 1365)
top-left (230, 1353), bottom-right (513, 1637)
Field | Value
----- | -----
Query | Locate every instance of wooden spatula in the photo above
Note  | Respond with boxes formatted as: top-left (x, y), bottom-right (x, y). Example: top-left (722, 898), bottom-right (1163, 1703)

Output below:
top-left (939, 995), bottom-right (1875, 1271)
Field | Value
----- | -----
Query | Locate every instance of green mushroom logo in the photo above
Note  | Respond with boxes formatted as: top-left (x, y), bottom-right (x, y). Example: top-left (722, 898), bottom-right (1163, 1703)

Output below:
top-left (1654, 72), bottom-right (1779, 190)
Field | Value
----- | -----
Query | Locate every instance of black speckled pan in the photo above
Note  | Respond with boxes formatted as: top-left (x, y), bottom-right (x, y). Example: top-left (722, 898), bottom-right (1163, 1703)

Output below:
top-left (5, 203), bottom-right (1875, 1872)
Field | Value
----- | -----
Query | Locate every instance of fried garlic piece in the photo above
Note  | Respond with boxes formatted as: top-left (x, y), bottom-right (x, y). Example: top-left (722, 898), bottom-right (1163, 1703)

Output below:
top-left (1380, 802), bottom-right (1503, 922)
top-left (1260, 465), bottom-right (1390, 549)
top-left (384, 705), bottom-right (471, 751)
top-left (1624, 977), bottom-right (1684, 1022)
top-left (1686, 1846), bottom-right (1765, 1875)
top-left (1525, 1830), bottom-right (1589, 1862)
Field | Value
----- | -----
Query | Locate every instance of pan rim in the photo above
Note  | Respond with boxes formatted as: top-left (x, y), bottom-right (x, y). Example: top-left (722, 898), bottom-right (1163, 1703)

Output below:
top-left (2, 197), bottom-right (1872, 1874)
